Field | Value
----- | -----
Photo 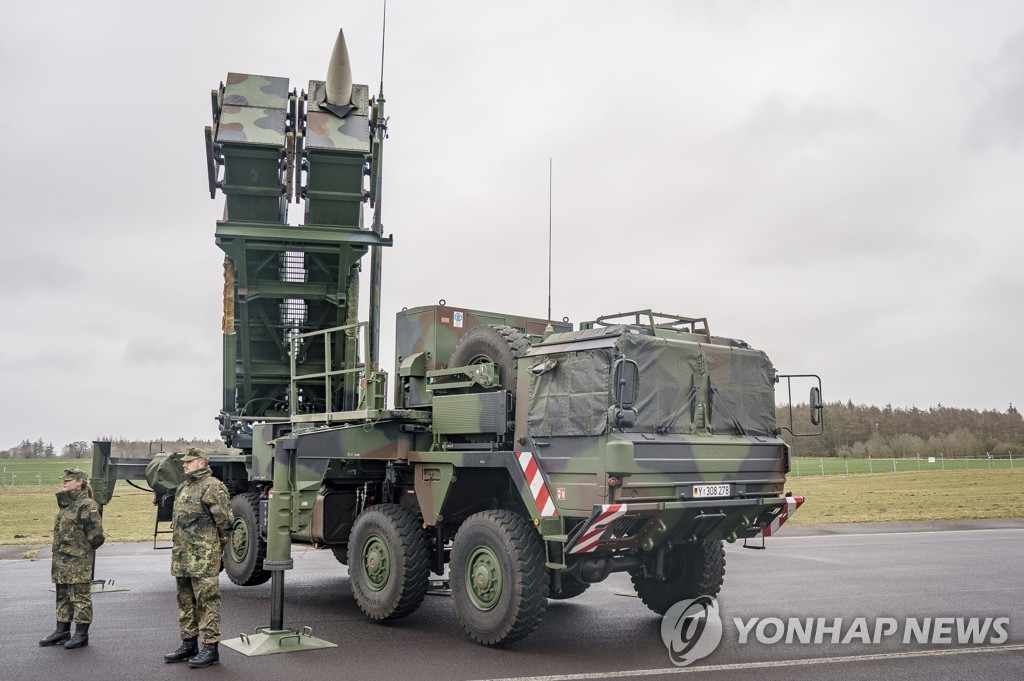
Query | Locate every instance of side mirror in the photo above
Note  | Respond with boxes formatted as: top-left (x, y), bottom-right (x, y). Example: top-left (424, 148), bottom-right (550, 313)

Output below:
top-left (809, 386), bottom-right (823, 426)
top-left (776, 374), bottom-right (824, 437)
top-left (614, 359), bottom-right (639, 409)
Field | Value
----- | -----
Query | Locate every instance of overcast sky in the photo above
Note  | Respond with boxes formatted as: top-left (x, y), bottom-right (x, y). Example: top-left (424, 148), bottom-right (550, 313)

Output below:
top-left (2, 1), bottom-right (1022, 449)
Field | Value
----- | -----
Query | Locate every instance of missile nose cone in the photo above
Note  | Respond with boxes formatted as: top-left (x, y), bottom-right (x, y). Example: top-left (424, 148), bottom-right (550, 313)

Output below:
top-left (326, 28), bottom-right (353, 106)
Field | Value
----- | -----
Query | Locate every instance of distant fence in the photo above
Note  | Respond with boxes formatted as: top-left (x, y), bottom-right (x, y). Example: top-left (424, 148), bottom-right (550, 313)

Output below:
top-left (0, 469), bottom-right (49, 489)
top-left (791, 454), bottom-right (1015, 477)
top-left (0, 459), bottom-right (92, 491)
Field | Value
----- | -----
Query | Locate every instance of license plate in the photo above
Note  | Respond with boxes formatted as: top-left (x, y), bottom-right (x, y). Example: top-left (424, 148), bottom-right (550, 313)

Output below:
top-left (693, 484), bottom-right (731, 498)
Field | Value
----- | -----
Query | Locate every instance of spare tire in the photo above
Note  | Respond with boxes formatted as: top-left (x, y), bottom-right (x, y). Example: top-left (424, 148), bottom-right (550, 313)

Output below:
top-left (448, 325), bottom-right (531, 391)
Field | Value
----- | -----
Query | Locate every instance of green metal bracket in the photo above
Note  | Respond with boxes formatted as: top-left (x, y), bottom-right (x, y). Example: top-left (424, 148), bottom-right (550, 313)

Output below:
top-left (221, 627), bottom-right (336, 657)
top-left (358, 369), bottom-right (388, 410)
top-left (425, 363), bottom-right (500, 392)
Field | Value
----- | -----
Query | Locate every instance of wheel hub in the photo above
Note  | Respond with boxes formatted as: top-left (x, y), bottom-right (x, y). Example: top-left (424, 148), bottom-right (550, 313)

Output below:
top-left (466, 547), bottom-right (502, 610)
top-left (361, 536), bottom-right (391, 591)
top-left (229, 517), bottom-right (248, 562)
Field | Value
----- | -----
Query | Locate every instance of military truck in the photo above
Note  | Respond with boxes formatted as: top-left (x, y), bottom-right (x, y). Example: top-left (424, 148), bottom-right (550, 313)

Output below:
top-left (92, 28), bottom-right (821, 647)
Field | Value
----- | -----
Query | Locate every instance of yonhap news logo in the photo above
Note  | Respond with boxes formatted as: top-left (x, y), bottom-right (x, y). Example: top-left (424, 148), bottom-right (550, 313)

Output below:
top-left (660, 596), bottom-right (724, 666)
top-left (733, 615), bottom-right (1010, 646)
top-left (660, 596), bottom-right (1011, 667)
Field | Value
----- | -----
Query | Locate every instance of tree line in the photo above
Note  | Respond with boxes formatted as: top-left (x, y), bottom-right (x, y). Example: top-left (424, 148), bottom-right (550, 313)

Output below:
top-left (780, 402), bottom-right (1023, 459)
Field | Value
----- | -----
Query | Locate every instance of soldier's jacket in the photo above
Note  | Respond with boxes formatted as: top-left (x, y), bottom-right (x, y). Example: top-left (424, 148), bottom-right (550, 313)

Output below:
top-left (51, 489), bottom-right (105, 584)
top-left (171, 467), bottom-right (233, 577)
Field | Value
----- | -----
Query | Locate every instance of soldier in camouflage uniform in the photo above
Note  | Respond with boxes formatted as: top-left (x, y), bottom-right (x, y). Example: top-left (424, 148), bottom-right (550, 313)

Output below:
top-left (39, 468), bottom-right (105, 649)
top-left (163, 448), bottom-right (233, 668)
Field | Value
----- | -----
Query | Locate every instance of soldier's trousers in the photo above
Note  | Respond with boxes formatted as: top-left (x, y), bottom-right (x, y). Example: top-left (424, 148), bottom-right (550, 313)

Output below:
top-left (55, 583), bottom-right (93, 623)
top-left (175, 576), bottom-right (222, 643)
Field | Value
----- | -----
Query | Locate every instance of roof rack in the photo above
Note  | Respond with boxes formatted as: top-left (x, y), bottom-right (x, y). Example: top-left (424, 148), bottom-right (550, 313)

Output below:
top-left (581, 310), bottom-right (711, 342)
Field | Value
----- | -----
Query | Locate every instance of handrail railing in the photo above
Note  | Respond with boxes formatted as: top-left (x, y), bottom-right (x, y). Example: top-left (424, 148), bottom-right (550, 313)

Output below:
top-left (288, 321), bottom-right (369, 418)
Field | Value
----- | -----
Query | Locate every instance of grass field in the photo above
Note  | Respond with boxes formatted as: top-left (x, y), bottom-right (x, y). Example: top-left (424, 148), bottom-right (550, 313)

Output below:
top-left (784, 468), bottom-right (1024, 525)
top-left (0, 483), bottom-right (156, 545)
top-left (2, 458), bottom-right (1022, 545)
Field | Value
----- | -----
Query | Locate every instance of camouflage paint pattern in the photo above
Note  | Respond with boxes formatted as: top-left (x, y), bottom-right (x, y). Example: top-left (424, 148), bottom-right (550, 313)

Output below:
top-left (222, 72), bottom-right (290, 109)
top-left (176, 576), bottom-right (223, 643)
top-left (55, 583), bottom-right (93, 624)
top-left (51, 489), bottom-right (104, 584)
top-left (305, 81), bottom-right (370, 151)
top-left (171, 467), bottom-right (233, 577)
top-left (216, 105), bottom-right (288, 145)
top-left (408, 449), bottom-right (555, 532)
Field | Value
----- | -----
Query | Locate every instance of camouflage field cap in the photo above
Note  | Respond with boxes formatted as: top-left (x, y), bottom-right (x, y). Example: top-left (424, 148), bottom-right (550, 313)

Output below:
top-left (182, 447), bottom-right (209, 462)
top-left (62, 468), bottom-right (89, 482)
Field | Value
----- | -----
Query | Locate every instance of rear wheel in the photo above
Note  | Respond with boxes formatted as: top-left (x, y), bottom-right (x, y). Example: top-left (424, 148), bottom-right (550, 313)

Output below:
top-left (630, 541), bottom-right (726, 616)
top-left (347, 504), bottom-right (431, 621)
top-left (225, 493), bottom-right (270, 586)
top-left (450, 510), bottom-right (548, 645)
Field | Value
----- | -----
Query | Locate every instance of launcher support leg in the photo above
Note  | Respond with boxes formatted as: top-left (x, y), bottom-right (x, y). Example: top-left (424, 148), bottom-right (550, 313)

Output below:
top-left (270, 570), bottom-right (285, 631)
top-left (220, 441), bottom-right (334, 656)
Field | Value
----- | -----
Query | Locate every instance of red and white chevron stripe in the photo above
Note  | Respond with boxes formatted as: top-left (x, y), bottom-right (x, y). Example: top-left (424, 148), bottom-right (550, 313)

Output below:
top-left (516, 451), bottom-right (557, 517)
top-left (568, 504), bottom-right (628, 554)
top-left (760, 496), bottom-right (804, 537)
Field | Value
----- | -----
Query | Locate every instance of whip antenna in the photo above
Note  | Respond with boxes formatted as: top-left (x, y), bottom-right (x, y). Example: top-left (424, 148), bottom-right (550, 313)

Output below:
top-left (368, 1), bottom-right (389, 370)
top-left (548, 157), bottom-right (552, 323)
top-left (379, 0), bottom-right (387, 94)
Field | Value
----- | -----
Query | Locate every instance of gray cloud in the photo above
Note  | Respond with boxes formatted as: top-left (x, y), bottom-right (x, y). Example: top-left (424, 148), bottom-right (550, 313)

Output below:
top-left (124, 337), bottom-right (208, 366)
top-left (966, 31), bottom-right (1024, 150)
top-left (740, 91), bottom-right (879, 152)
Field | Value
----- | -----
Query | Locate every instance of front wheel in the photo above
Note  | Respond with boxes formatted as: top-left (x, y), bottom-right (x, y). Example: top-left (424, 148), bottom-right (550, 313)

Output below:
top-left (450, 510), bottom-right (548, 646)
top-left (630, 540), bottom-right (726, 616)
top-left (347, 504), bottom-right (430, 621)
top-left (224, 493), bottom-right (270, 586)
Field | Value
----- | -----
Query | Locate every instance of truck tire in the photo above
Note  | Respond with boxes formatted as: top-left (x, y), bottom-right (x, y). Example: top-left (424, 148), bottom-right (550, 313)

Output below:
top-left (630, 540), bottom-right (726, 616)
top-left (331, 545), bottom-right (348, 565)
top-left (548, 573), bottom-right (590, 600)
top-left (225, 493), bottom-right (271, 586)
top-left (450, 510), bottom-right (548, 646)
top-left (448, 324), bottom-right (531, 390)
top-left (347, 504), bottom-right (430, 621)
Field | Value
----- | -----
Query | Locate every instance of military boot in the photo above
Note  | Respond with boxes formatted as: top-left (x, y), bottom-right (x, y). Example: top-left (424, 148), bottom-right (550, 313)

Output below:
top-left (39, 622), bottom-right (72, 647)
top-left (164, 636), bottom-right (198, 663)
top-left (64, 623), bottom-right (90, 649)
top-left (188, 642), bottom-right (220, 668)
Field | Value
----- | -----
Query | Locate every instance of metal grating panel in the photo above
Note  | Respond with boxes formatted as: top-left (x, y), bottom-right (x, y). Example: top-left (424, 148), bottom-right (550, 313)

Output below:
top-left (433, 391), bottom-right (510, 435)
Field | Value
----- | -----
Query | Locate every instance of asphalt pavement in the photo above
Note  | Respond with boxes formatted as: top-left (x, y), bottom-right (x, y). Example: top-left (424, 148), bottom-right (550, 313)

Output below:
top-left (1, 519), bottom-right (1022, 681)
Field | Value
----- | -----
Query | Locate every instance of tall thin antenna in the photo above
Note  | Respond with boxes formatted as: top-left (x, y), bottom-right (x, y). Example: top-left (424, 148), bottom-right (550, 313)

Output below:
top-left (379, 0), bottom-right (387, 94)
top-left (547, 157), bottom-right (552, 323)
top-left (368, 1), bottom-right (388, 371)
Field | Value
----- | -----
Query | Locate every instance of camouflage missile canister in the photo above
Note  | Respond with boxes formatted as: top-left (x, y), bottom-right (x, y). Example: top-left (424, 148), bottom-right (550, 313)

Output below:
top-left (207, 54), bottom-right (391, 450)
